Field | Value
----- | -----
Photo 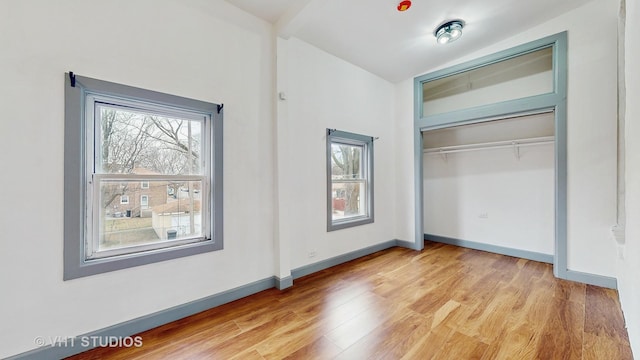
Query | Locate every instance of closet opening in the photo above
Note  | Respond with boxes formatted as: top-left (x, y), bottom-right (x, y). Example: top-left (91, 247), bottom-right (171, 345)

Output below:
top-left (412, 32), bottom-right (568, 279)
top-left (422, 111), bottom-right (555, 263)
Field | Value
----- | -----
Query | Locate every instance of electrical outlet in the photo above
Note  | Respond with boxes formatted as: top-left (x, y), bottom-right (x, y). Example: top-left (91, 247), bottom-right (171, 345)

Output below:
top-left (479, 213), bottom-right (488, 219)
top-left (308, 250), bottom-right (317, 258)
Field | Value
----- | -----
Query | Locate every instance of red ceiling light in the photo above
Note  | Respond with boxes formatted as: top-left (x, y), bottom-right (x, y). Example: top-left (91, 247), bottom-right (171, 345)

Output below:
top-left (397, 1), bottom-right (412, 12)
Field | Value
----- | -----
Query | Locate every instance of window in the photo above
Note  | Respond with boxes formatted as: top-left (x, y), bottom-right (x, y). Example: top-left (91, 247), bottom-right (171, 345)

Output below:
top-left (421, 47), bottom-right (553, 117)
top-left (140, 195), bottom-right (149, 209)
top-left (64, 73), bottom-right (223, 280)
top-left (326, 129), bottom-right (374, 231)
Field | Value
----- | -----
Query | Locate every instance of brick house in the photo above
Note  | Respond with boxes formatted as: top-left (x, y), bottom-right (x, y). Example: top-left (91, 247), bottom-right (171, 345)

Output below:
top-left (104, 168), bottom-right (169, 218)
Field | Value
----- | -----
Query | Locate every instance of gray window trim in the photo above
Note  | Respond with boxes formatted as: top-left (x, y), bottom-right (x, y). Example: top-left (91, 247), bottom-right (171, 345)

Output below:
top-left (412, 32), bottom-right (567, 279)
top-left (326, 129), bottom-right (374, 231)
top-left (64, 73), bottom-right (223, 280)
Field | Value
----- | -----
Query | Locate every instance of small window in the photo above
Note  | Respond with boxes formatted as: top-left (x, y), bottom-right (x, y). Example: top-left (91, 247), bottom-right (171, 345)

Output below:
top-left (141, 195), bottom-right (149, 209)
top-left (327, 129), bottom-right (374, 231)
top-left (64, 73), bottom-right (223, 280)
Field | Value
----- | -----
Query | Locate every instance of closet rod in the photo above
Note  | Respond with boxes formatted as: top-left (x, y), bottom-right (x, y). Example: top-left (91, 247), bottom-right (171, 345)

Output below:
top-left (423, 136), bottom-right (555, 155)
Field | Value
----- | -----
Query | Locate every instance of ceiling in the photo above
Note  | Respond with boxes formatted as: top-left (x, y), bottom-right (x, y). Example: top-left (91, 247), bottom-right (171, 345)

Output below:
top-left (225, 0), bottom-right (594, 83)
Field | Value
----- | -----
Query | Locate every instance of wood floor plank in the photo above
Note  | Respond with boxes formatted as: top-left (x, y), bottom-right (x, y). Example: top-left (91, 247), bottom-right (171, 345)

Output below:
top-left (535, 297), bottom-right (584, 360)
top-left (474, 285), bottom-right (522, 343)
top-left (294, 288), bottom-right (380, 327)
top-left (255, 320), bottom-right (326, 359)
top-left (324, 294), bottom-right (401, 350)
top-left (66, 243), bottom-right (633, 360)
top-left (230, 349), bottom-right (265, 360)
top-left (584, 285), bottom-right (633, 360)
top-left (181, 311), bottom-right (302, 359)
top-left (333, 310), bottom-right (430, 360)
top-left (431, 299), bottom-right (461, 330)
top-left (585, 285), bottom-right (629, 337)
top-left (399, 323), bottom-right (455, 360)
top-left (433, 331), bottom-right (489, 359)
top-left (232, 300), bottom-right (294, 331)
top-left (583, 332), bottom-right (634, 360)
top-left (281, 336), bottom-right (343, 360)
top-left (486, 321), bottom-right (541, 360)
top-left (554, 278), bottom-right (586, 305)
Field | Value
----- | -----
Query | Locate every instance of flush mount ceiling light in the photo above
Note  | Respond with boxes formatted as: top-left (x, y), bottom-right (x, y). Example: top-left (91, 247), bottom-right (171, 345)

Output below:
top-left (434, 20), bottom-right (465, 44)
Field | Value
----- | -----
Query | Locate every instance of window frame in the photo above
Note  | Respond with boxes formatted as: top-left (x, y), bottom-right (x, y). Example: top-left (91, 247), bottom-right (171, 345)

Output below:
top-left (86, 95), bottom-right (211, 261)
top-left (326, 129), bottom-right (374, 231)
top-left (64, 73), bottom-right (223, 280)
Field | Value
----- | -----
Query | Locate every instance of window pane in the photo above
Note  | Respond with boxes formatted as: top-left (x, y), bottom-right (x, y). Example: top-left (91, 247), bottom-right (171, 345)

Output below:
top-left (331, 143), bottom-right (364, 179)
top-left (326, 130), bottom-right (374, 232)
top-left (331, 182), bottom-right (366, 221)
top-left (422, 47), bottom-right (553, 117)
top-left (97, 104), bottom-right (203, 175)
top-left (97, 180), bottom-right (204, 254)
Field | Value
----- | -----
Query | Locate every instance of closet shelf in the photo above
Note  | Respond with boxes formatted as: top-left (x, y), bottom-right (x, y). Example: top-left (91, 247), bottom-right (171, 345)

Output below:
top-left (423, 135), bottom-right (555, 160)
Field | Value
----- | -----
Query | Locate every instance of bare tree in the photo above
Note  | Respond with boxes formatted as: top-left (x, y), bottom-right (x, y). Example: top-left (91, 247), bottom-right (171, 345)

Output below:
top-left (98, 108), bottom-right (202, 215)
top-left (331, 145), bottom-right (361, 216)
top-left (100, 109), bottom-right (154, 209)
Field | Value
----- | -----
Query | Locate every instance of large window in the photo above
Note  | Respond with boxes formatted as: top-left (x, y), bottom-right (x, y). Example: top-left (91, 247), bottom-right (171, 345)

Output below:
top-left (326, 129), bottom-right (374, 231)
top-left (64, 73), bottom-right (223, 280)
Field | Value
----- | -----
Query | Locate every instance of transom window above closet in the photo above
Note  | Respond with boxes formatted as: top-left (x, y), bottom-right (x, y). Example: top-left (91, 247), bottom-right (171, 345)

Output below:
top-left (421, 47), bottom-right (553, 117)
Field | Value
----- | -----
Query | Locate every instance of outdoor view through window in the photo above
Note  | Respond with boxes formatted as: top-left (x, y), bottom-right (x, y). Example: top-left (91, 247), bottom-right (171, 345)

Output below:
top-left (89, 101), bottom-right (209, 259)
top-left (330, 142), bottom-right (366, 221)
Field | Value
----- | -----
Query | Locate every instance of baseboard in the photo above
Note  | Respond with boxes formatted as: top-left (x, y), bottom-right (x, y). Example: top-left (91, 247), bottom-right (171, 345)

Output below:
top-left (7, 277), bottom-right (276, 360)
top-left (563, 269), bottom-right (618, 289)
top-left (424, 233), bottom-right (554, 264)
top-left (291, 240), bottom-right (398, 280)
top-left (396, 239), bottom-right (422, 250)
top-left (276, 275), bottom-right (293, 290)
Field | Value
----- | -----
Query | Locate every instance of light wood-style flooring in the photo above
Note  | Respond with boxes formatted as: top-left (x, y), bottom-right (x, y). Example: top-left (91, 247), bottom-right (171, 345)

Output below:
top-left (68, 241), bottom-right (633, 359)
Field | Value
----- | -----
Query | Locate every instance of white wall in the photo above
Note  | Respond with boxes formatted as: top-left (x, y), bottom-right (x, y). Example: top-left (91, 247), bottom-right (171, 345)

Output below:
top-left (276, 37), bottom-right (396, 271)
top-left (394, 78), bottom-right (417, 242)
top-left (619, 0), bottom-right (640, 355)
top-left (395, 0), bottom-right (619, 278)
top-left (0, 0), bottom-right (277, 357)
top-left (424, 147), bottom-right (554, 254)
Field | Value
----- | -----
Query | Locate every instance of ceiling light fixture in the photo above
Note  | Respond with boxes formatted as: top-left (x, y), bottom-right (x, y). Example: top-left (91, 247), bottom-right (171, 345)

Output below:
top-left (434, 20), bottom-right (465, 44)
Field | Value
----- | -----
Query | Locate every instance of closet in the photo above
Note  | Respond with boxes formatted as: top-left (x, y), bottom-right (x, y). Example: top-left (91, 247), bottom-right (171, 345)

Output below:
top-left (422, 113), bottom-right (555, 261)
top-left (413, 33), bottom-right (567, 272)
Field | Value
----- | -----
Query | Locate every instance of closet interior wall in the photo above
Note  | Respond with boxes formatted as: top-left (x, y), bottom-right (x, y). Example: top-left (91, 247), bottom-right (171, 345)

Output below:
top-left (423, 112), bottom-right (555, 257)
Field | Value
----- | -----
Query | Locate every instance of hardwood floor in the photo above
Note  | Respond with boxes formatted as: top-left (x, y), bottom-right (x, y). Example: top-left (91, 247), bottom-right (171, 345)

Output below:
top-left (67, 242), bottom-right (633, 359)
